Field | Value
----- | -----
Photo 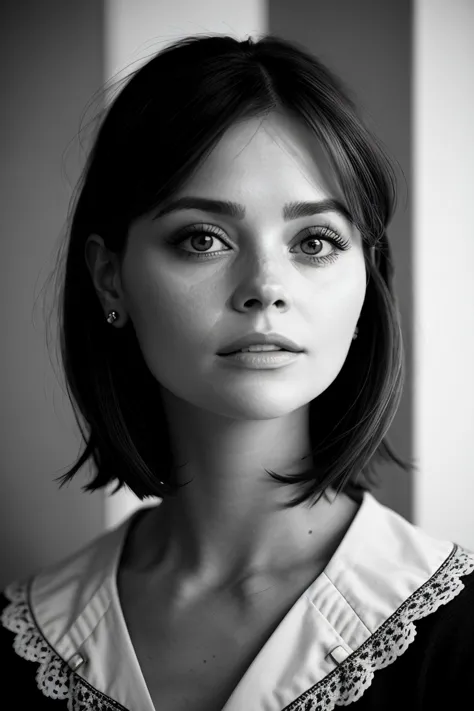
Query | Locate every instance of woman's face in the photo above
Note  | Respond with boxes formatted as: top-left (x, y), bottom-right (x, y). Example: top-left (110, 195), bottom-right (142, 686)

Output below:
top-left (119, 112), bottom-right (367, 420)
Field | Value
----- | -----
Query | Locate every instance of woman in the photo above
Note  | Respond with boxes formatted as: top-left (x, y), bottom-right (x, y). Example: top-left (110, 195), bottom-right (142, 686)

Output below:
top-left (1, 33), bottom-right (473, 710)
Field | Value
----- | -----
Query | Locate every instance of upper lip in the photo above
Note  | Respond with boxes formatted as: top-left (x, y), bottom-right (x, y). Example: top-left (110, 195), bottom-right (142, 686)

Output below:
top-left (218, 332), bottom-right (304, 355)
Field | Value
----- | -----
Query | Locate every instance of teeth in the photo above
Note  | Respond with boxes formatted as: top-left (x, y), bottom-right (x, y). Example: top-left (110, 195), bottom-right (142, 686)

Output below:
top-left (240, 345), bottom-right (283, 352)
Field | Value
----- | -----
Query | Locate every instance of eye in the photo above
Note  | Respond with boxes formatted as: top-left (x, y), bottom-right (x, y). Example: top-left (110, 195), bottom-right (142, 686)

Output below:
top-left (168, 224), bottom-right (229, 255)
top-left (293, 226), bottom-right (351, 263)
top-left (165, 222), bottom-right (351, 266)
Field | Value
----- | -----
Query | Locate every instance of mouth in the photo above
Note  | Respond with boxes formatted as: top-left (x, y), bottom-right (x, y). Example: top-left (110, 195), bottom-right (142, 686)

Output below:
top-left (217, 349), bottom-right (302, 369)
top-left (217, 333), bottom-right (304, 356)
top-left (222, 348), bottom-right (294, 358)
top-left (220, 347), bottom-right (289, 356)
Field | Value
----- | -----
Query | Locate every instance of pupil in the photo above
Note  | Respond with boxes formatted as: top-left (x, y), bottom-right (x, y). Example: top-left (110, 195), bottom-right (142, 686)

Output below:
top-left (195, 235), bottom-right (211, 251)
top-left (305, 238), bottom-right (321, 254)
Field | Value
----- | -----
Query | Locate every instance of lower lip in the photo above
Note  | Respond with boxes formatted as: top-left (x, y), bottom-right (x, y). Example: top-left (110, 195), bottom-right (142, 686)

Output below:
top-left (218, 350), bottom-right (302, 369)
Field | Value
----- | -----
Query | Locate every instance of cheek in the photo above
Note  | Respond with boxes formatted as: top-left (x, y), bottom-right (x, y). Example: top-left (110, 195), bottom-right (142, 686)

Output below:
top-left (309, 259), bottom-right (366, 332)
top-left (293, 274), bottom-right (364, 402)
top-left (125, 263), bottom-right (217, 366)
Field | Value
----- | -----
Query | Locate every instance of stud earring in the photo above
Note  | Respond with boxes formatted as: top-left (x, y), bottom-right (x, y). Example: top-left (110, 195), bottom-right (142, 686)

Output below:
top-left (106, 310), bottom-right (119, 324)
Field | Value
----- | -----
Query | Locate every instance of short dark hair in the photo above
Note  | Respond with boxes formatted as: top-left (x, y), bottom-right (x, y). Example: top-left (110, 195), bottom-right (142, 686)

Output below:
top-left (45, 33), bottom-right (416, 509)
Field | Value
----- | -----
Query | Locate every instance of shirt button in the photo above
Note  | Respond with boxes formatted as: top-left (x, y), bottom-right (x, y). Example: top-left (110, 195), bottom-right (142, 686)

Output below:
top-left (328, 645), bottom-right (349, 664)
top-left (67, 653), bottom-right (85, 671)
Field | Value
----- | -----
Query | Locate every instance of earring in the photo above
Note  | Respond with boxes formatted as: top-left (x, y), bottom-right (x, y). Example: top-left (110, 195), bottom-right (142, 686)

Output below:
top-left (106, 310), bottom-right (119, 324)
top-left (352, 325), bottom-right (359, 340)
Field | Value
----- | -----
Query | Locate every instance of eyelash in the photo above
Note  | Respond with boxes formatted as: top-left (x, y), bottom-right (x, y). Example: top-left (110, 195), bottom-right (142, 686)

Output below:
top-left (165, 223), bottom-right (351, 266)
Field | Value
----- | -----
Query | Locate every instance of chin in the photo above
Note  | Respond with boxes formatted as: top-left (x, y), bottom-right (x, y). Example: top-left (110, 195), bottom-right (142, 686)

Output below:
top-left (196, 382), bottom-right (322, 421)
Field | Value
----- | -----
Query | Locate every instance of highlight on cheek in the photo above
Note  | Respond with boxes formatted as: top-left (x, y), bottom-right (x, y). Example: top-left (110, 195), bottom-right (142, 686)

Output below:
top-left (164, 222), bottom-right (352, 267)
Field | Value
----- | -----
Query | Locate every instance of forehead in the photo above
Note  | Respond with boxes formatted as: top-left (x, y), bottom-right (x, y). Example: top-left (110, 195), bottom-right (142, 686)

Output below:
top-left (183, 111), bottom-right (344, 205)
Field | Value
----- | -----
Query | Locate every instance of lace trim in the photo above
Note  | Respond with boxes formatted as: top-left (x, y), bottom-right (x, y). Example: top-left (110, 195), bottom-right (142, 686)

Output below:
top-left (0, 581), bottom-right (127, 710)
top-left (287, 544), bottom-right (474, 710)
top-left (1, 544), bottom-right (474, 710)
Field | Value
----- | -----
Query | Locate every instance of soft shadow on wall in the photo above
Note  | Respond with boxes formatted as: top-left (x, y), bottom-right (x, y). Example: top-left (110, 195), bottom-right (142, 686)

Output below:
top-left (0, 0), bottom-right (106, 589)
top-left (268, 0), bottom-right (414, 521)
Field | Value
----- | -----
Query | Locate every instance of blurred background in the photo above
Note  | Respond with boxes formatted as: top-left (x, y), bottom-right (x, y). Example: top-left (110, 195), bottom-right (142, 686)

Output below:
top-left (1, 0), bottom-right (473, 589)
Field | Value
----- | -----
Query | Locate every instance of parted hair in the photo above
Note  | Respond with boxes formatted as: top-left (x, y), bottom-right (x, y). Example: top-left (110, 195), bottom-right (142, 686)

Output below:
top-left (46, 33), bottom-right (416, 509)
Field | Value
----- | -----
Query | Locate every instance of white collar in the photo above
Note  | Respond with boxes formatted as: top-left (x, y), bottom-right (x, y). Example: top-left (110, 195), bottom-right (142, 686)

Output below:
top-left (2, 490), bottom-right (474, 710)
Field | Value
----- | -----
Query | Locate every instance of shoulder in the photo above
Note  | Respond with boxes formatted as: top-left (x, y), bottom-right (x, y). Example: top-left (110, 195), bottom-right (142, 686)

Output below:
top-left (412, 548), bottom-right (474, 656)
top-left (0, 586), bottom-right (70, 708)
top-left (0, 513), bottom-right (142, 706)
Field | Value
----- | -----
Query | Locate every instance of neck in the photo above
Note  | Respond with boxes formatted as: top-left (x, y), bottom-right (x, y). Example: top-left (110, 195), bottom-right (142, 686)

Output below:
top-left (127, 389), bottom-right (360, 595)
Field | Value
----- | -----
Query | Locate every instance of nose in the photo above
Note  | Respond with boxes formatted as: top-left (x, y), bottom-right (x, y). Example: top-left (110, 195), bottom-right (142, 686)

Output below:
top-left (231, 258), bottom-right (292, 314)
top-left (240, 284), bottom-right (289, 312)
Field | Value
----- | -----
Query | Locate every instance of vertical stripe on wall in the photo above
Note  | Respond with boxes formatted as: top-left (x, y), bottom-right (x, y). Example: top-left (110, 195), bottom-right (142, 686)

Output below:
top-left (268, 0), bottom-right (414, 522)
top-left (413, 0), bottom-right (474, 549)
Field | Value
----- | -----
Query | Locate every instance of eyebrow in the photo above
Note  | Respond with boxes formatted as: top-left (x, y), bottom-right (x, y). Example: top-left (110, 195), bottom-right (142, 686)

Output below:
top-left (153, 196), bottom-right (353, 224)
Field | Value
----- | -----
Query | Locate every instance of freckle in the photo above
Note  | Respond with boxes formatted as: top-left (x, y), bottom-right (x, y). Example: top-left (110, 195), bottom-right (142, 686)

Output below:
top-left (203, 659), bottom-right (207, 663)
top-left (308, 529), bottom-right (313, 535)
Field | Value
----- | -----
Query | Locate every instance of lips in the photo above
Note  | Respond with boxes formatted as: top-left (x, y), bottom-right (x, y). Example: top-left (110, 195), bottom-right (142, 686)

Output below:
top-left (226, 346), bottom-right (285, 355)
top-left (218, 332), bottom-right (304, 356)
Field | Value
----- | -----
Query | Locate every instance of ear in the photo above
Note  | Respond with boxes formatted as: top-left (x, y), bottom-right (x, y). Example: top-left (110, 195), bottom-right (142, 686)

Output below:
top-left (84, 234), bottom-right (124, 313)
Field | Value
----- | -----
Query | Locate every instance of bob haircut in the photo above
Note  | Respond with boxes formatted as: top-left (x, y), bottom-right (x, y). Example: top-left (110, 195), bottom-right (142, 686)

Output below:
top-left (48, 33), bottom-right (416, 510)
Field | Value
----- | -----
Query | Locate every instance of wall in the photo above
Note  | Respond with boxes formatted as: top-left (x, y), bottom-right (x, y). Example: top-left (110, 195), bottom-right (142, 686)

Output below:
top-left (413, 0), bottom-right (474, 547)
top-left (0, 0), bottom-right (105, 588)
